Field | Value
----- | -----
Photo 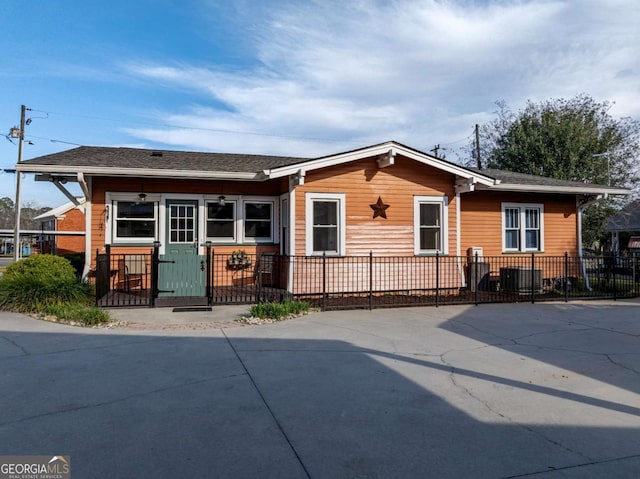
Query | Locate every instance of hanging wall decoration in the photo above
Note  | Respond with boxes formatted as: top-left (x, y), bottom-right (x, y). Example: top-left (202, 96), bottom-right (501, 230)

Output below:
top-left (370, 196), bottom-right (390, 219)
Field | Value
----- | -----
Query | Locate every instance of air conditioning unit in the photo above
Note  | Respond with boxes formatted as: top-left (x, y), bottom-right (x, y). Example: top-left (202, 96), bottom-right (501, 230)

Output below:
top-left (467, 247), bottom-right (483, 261)
top-left (500, 267), bottom-right (542, 294)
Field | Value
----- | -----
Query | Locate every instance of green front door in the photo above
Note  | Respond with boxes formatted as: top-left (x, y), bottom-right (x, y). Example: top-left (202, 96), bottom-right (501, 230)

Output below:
top-left (158, 200), bottom-right (206, 297)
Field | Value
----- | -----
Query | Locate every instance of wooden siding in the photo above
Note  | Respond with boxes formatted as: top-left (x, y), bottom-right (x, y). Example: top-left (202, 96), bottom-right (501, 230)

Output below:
top-left (460, 190), bottom-right (578, 257)
top-left (294, 154), bottom-right (457, 256)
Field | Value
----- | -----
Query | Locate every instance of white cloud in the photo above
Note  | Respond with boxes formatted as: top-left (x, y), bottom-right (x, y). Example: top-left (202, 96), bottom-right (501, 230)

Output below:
top-left (122, 0), bottom-right (640, 158)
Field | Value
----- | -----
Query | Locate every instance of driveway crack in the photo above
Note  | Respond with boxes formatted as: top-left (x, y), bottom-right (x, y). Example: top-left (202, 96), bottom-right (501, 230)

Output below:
top-left (0, 335), bottom-right (30, 356)
top-left (0, 371), bottom-right (247, 428)
top-left (604, 354), bottom-right (640, 376)
top-left (449, 319), bottom-right (518, 345)
top-left (223, 330), bottom-right (312, 479)
top-left (439, 350), bottom-right (593, 463)
top-left (502, 453), bottom-right (640, 478)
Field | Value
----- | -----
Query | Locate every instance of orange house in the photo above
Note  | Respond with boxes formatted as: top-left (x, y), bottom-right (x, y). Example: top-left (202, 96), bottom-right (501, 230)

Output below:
top-left (18, 141), bottom-right (629, 304)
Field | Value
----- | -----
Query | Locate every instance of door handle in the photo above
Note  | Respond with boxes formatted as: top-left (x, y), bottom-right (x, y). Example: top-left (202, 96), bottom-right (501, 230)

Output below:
top-left (200, 260), bottom-right (205, 271)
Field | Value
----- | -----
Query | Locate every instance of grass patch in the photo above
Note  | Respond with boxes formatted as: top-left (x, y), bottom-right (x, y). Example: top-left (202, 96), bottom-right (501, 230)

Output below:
top-left (40, 303), bottom-right (111, 326)
top-left (249, 300), bottom-right (312, 321)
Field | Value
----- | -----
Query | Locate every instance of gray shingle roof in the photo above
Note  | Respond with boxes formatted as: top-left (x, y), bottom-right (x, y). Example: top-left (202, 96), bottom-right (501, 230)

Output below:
top-left (21, 146), bottom-right (310, 173)
top-left (469, 168), bottom-right (612, 190)
top-left (606, 200), bottom-right (640, 231)
top-left (19, 145), bottom-right (629, 196)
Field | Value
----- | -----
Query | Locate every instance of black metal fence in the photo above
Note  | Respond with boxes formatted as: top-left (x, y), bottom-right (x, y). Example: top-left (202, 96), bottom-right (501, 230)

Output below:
top-left (287, 252), bottom-right (640, 310)
top-left (94, 249), bottom-right (640, 309)
top-left (208, 251), bottom-right (290, 304)
top-left (95, 248), bottom-right (153, 307)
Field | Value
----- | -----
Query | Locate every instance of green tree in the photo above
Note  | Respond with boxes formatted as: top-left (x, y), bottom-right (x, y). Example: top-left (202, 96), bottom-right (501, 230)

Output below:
top-left (0, 197), bottom-right (15, 229)
top-left (476, 94), bottom-right (640, 249)
top-left (0, 197), bottom-right (51, 230)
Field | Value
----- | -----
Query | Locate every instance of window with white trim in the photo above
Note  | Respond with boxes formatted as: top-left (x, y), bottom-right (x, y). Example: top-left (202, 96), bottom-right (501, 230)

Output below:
top-left (206, 201), bottom-right (236, 242)
top-left (244, 201), bottom-right (273, 242)
top-left (112, 200), bottom-right (158, 243)
top-left (502, 203), bottom-right (544, 252)
top-left (414, 196), bottom-right (448, 255)
top-left (169, 203), bottom-right (196, 244)
top-left (306, 193), bottom-right (345, 256)
top-left (205, 198), bottom-right (276, 244)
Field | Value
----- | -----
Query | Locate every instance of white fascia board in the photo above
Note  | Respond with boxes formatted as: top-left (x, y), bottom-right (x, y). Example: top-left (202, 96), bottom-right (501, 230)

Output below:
top-left (265, 142), bottom-right (497, 186)
top-left (16, 164), bottom-right (262, 180)
top-left (477, 183), bottom-right (631, 196)
top-left (34, 199), bottom-right (85, 220)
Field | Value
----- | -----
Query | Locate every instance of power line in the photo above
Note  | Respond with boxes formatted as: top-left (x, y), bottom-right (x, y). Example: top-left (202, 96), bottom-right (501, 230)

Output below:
top-left (439, 132), bottom-right (474, 147)
top-left (26, 135), bottom-right (82, 146)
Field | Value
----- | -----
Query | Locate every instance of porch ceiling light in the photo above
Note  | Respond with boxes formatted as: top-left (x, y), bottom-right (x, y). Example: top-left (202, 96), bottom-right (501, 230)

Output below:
top-left (218, 195), bottom-right (226, 206)
top-left (138, 192), bottom-right (147, 203)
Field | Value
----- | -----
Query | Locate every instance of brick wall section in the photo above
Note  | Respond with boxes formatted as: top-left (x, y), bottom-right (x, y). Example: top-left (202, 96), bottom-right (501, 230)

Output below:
top-left (55, 207), bottom-right (86, 255)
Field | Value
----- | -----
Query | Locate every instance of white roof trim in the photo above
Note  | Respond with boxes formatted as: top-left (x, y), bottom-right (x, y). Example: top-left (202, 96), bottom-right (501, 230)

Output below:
top-left (16, 164), bottom-right (263, 181)
top-left (34, 198), bottom-right (86, 221)
top-left (264, 141), bottom-right (497, 186)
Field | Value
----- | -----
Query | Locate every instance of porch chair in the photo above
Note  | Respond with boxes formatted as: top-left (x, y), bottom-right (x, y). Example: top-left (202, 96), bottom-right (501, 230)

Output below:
top-left (257, 253), bottom-right (276, 288)
top-left (115, 255), bottom-right (147, 292)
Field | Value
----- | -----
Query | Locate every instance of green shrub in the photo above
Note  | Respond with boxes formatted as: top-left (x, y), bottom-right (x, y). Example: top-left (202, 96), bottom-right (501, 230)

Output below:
top-left (4, 254), bottom-right (77, 282)
top-left (250, 300), bottom-right (311, 320)
top-left (0, 255), bottom-right (93, 313)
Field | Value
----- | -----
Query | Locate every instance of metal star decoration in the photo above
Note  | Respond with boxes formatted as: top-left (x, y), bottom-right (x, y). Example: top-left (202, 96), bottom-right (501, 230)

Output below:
top-left (370, 196), bottom-right (390, 219)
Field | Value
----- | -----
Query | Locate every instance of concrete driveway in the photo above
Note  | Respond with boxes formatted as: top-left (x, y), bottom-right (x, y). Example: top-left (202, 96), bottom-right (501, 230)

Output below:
top-left (1, 300), bottom-right (639, 478)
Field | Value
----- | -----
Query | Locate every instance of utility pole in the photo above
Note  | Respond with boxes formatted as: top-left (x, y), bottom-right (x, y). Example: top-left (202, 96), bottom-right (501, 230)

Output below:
top-left (475, 124), bottom-right (482, 169)
top-left (13, 105), bottom-right (27, 262)
top-left (430, 144), bottom-right (440, 157)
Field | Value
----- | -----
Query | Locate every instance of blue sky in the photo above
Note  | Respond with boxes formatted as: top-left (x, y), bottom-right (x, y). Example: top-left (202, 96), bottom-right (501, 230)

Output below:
top-left (1, 0), bottom-right (639, 207)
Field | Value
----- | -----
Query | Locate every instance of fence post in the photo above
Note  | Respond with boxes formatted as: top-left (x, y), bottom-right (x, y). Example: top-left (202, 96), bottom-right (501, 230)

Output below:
top-left (613, 254), bottom-right (618, 301)
top-left (435, 252), bottom-right (440, 307)
top-left (257, 252), bottom-right (263, 303)
top-left (564, 252), bottom-right (569, 302)
top-left (105, 244), bottom-right (111, 281)
top-left (151, 241), bottom-right (160, 307)
top-left (369, 250), bottom-right (373, 310)
top-left (474, 252), bottom-right (479, 306)
top-left (94, 249), bottom-right (100, 306)
top-left (206, 243), bottom-right (213, 306)
top-left (531, 253), bottom-right (536, 304)
top-left (322, 252), bottom-right (327, 312)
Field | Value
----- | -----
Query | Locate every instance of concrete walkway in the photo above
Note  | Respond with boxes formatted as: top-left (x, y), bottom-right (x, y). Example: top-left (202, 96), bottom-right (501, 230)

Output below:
top-left (106, 304), bottom-right (251, 329)
top-left (1, 299), bottom-right (639, 478)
